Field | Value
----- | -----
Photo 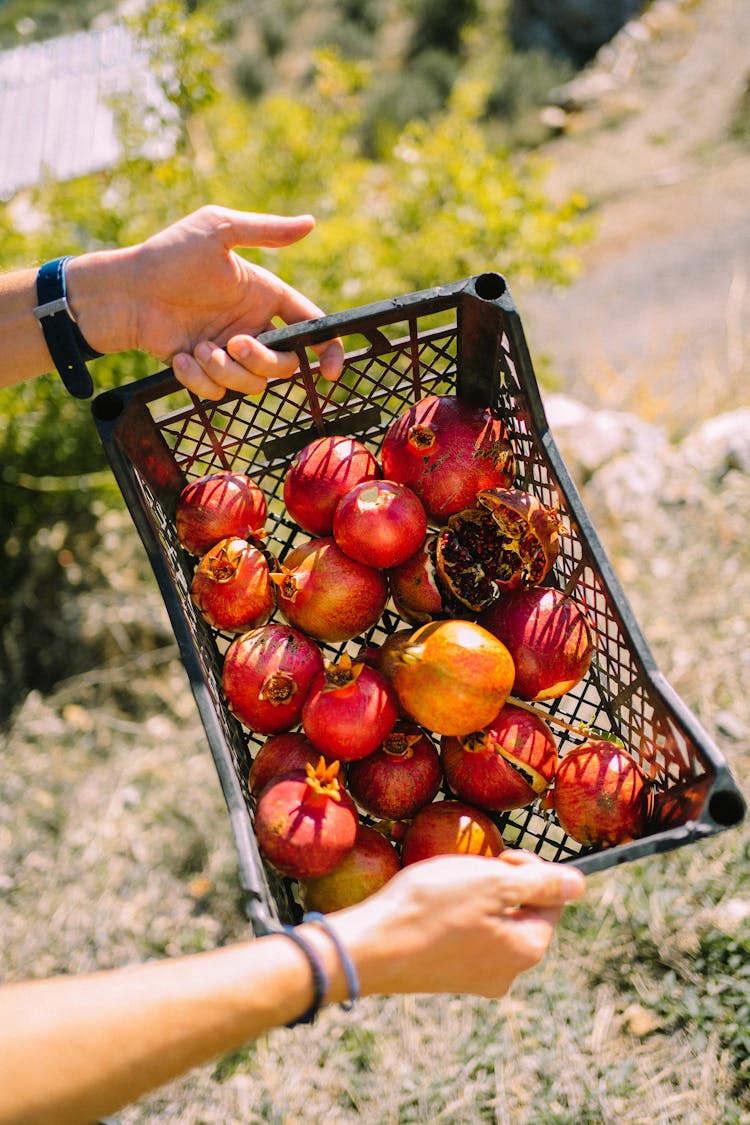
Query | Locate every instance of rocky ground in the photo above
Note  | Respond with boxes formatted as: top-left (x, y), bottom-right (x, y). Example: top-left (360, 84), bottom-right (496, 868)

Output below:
top-left (516, 0), bottom-right (750, 434)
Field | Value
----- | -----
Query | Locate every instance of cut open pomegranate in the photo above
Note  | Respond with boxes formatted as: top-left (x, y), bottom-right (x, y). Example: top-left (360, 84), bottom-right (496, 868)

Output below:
top-left (435, 487), bottom-right (564, 612)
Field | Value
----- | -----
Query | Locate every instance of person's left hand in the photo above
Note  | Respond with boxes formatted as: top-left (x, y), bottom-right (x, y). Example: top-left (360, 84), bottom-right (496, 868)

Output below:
top-left (126, 205), bottom-right (344, 399)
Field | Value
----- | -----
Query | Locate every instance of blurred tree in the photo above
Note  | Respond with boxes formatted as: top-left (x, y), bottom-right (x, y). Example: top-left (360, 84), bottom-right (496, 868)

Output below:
top-left (0, 1), bottom-right (589, 716)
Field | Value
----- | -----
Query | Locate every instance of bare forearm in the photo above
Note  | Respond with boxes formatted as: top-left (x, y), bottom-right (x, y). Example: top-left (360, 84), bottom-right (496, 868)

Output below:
top-left (0, 267), bottom-right (56, 389)
top-left (0, 835), bottom-right (585, 1125)
top-left (0, 929), bottom-right (348, 1125)
top-left (0, 251), bottom-right (134, 391)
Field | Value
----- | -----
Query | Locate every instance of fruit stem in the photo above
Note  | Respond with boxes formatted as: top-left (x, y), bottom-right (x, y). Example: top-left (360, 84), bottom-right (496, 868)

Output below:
top-left (506, 695), bottom-right (592, 738)
top-left (506, 697), bottom-right (626, 749)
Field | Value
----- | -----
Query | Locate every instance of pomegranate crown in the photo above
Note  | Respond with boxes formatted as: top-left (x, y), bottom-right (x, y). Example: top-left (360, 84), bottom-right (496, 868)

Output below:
top-left (323, 652), bottom-right (364, 691)
top-left (383, 730), bottom-right (421, 758)
top-left (304, 757), bottom-right (343, 802)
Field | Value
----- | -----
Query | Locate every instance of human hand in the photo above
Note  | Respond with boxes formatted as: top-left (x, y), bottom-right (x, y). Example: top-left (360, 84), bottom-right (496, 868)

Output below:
top-left (322, 850), bottom-right (586, 1000)
top-left (70, 205), bottom-right (344, 399)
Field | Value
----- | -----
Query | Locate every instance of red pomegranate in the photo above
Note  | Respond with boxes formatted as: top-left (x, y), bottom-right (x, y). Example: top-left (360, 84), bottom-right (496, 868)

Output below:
top-left (190, 537), bottom-right (276, 633)
top-left (388, 619), bottom-right (515, 736)
top-left (435, 487), bottom-right (563, 612)
top-left (388, 533), bottom-right (464, 625)
top-left (347, 721), bottom-right (443, 820)
top-left (283, 435), bottom-right (380, 536)
top-left (301, 654), bottom-right (399, 761)
top-left (379, 394), bottom-right (515, 523)
top-left (479, 586), bottom-right (595, 701)
top-left (273, 538), bottom-right (388, 643)
top-left (374, 629), bottom-right (415, 684)
top-left (248, 732), bottom-right (323, 799)
top-left (401, 800), bottom-right (505, 864)
top-left (548, 740), bottom-right (650, 849)
top-left (354, 640), bottom-right (382, 668)
top-left (222, 623), bottom-right (324, 734)
top-left (254, 758), bottom-right (358, 879)
top-left (333, 479), bottom-right (428, 569)
top-left (441, 703), bottom-right (558, 812)
top-left (299, 823), bottom-right (401, 913)
top-left (175, 470), bottom-right (267, 556)
top-left (649, 776), bottom-right (712, 831)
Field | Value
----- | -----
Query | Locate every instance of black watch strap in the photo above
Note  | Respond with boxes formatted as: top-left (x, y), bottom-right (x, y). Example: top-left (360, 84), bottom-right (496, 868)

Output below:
top-left (34, 257), bottom-right (103, 399)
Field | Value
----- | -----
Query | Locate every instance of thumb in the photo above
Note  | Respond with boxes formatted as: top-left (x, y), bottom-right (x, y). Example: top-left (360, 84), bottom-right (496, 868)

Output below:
top-left (493, 852), bottom-right (587, 909)
top-left (216, 208), bottom-right (316, 251)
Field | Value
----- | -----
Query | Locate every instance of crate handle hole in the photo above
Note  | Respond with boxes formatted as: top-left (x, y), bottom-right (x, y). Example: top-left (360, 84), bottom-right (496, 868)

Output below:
top-left (473, 273), bottom-right (507, 301)
top-left (707, 787), bottom-right (746, 828)
top-left (92, 390), bottom-right (126, 422)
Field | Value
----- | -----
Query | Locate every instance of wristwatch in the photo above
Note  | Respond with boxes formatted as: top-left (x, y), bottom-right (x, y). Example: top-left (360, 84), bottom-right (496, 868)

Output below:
top-left (34, 257), bottom-right (103, 399)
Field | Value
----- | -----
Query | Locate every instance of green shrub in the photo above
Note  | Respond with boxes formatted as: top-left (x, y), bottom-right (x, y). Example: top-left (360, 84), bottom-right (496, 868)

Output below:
top-left (485, 46), bottom-right (574, 120)
top-left (407, 0), bottom-right (479, 59)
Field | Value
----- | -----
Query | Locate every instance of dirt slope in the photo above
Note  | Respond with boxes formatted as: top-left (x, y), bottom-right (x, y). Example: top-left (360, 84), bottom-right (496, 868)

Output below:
top-left (514, 0), bottom-right (750, 433)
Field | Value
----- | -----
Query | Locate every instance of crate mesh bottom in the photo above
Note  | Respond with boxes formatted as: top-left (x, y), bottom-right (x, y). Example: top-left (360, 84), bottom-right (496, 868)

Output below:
top-left (96, 285), bottom-right (742, 925)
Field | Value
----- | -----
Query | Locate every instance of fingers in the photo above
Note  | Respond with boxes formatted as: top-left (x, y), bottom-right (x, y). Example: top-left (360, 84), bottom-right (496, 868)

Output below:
top-left (171, 352), bottom-right (227, 400)
top-left (206, 205), bottom-right (317, 250)
top-left (313, 336), bottom-right (345, 382)
top-left (493, 852), bottom-right (586, 909)
top-left (261, 273), bottom-right (345, 381)
top-left (172, 337), bottom-right (300, 400)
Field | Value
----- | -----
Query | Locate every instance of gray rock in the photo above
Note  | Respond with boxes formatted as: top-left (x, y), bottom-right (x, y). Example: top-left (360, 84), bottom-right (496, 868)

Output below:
top-left (545, 393), bottom-right (669, 483)
top-left (680, 408), bottom-right (750, 481)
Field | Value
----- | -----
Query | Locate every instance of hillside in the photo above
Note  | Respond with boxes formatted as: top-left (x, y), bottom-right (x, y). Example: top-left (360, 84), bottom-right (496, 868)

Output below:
top-left (515, 0), bottom-right (750, 434)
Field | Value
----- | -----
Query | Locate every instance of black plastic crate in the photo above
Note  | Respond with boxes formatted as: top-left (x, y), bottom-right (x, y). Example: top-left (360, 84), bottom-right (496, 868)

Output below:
top-left (92, 273), bottom-right (746, 934)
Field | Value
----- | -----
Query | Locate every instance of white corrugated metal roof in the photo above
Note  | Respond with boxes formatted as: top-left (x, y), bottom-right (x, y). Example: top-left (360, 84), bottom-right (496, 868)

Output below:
top-left (0, 22), bottom-right (174, 200)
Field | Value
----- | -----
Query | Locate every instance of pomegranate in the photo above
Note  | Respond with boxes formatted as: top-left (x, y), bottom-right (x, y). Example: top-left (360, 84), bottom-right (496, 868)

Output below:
top-left (650, 776), bottom-right (712, 831)
top-left (283, 435), bottom-right (380, 536)
top-left (354, 640), bottom-right (381, 668)
top-left (388, 619), bottom-right (515, 736)
top-left (254, 758), bottom-right (358, 879)
top-left (190, 537), bottom-right (276, 633)
top-left (273, 538), bottom-right (388, 643)
top-left (401, 800), bottom-right (505, 864)
top-left (548, 740), bottom-right (650, 849)
top-left (333, 479), bottom-right (428, 569)
top-left (301, 654), bottom-right (399, 762)
top-left (374, 818), bottom-right (410, 846)
top-left (374, 629), bottom-right (415, 684)
top-left (299, 823), bottom-right (401, 913)
top-left (222, 623), bottom-right (324, 734)
top-left (248, 732), bottom-right (323, 799)
top-left (441, 703), bottom-right (558, 812)
top-left (380, 394), bottom-right (516, 523)
top-left (388, 533), bottom-right (464, 625)
top-left (175, 470), bottom-right (266, 556)
top-left (479, 586), bottom-right (595, 701)
top-left (347, 721), bottom-right (443, 820)
top-left (435, 487), bottom-right (563, 612)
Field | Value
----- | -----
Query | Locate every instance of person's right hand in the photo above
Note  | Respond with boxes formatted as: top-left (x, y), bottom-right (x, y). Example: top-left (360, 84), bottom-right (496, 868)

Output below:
top-left (318, 850), bottom-right (586, 1000)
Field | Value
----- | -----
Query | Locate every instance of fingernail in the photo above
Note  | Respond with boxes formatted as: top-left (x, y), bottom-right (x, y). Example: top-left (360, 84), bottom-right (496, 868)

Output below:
top-left (195, 342), bottom-right (211, 364)
top-left (173, 353), bottom-right (188, 371)
top-left (229, 339), bottom-right (251, 361)
top-left (561, 869), bottom-right (586, 898)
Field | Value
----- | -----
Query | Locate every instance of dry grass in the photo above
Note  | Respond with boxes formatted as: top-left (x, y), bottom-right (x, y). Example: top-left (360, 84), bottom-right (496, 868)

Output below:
top-left (2, 439), bottom-right (749, 1124)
